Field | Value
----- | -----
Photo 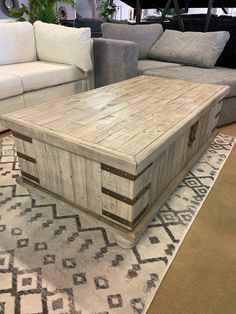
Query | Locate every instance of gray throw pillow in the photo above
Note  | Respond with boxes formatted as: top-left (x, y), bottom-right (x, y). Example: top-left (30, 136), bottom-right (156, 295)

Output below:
top-left (149, 29), bottom-right (230, 68)
top-left (102, 23), bottom-right (163, 59)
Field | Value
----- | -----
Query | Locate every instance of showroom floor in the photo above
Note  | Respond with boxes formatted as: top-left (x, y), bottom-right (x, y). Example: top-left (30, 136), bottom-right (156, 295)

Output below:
top-left (149, 123), bottom-right (236, 314)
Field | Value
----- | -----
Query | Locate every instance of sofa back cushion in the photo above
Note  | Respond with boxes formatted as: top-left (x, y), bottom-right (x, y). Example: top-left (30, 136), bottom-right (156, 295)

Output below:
top-left (149, 29), bottom-right (230, 68)
top-left (0, 21), bottom-right (36, 65)
top-left (34, 21), bottom-right (92, 72)
top-left (101, 23), bottom-right (163, 59)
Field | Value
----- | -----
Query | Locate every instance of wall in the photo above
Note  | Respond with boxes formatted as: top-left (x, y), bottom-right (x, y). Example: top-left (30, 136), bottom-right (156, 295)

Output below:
top-left (184, 8), bottom-right (235, 15)
top-left (0, 11), bottom-right (6, 19)
top-left (57, 1), bottom-right (77, 19)
top-left (94, 0), bottom-right (132, 20)
top-left (77, 0), bottom-right (96, 18)
top-left (113, 0), bottom-right (132, 20)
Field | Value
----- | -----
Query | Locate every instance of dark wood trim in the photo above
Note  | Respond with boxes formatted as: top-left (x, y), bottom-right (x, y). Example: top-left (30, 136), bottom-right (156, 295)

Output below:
top-left (132, 203), bottom-right (149, 227)
top-left (101, 162), bottom-right (152, 181)
top-left (102, 183), bottom-right (151, 206)
top-left (12, 131), bottom-right (32, 143)
top-left (102, 204), bottom-right (149, 228)
top-left (17, 152), bottom-right (36, 164)
top-left (21, 171), bottom-right (40, 183)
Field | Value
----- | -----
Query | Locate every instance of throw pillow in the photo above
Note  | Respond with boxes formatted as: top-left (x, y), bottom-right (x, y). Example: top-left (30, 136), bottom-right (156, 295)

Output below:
top-left (34, 21), bottom-right (92, 72)
top-left (149, 29), bottom-right (230, 68)
top-left (101, 23), bottom-right (163, 59)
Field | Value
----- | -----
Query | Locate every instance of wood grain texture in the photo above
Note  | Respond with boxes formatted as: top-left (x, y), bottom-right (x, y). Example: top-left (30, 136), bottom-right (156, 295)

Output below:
top-left (32, 141), bottom-right (103, 215)
top-left (5, 76), bottom-right (229, 240)
top-left (2, 76), bottom-right (229, 175)
top-left (16, 128), bottom-right (218, 246)
top-left (13, 136), bottom-right (39, 182)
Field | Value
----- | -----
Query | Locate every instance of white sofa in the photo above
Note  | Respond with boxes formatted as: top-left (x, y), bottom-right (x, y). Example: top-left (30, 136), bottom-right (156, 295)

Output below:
top-left (0, 21), bottom-right (94, 132)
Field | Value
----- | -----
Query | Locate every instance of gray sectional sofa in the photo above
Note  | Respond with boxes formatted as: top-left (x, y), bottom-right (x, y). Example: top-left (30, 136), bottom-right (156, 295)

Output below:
top-left (94, 23), bottom-right (236, 126)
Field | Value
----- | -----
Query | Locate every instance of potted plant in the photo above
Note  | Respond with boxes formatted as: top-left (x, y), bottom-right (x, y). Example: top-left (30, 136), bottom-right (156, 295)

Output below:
top-left (9, 0), bottom-right (76, 24)
top-left (100, 0), bottom-right (116, 21)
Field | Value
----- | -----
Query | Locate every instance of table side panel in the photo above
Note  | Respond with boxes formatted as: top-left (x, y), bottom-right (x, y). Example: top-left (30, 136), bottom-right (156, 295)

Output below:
top-left (101, 162), bottom-right (154, 230)
top-left (13, 136), bottom-right (103, 216)
top-left (150, 101), bottom-right (221, 207)
top-left (12, 100), bottom-right (220, 232)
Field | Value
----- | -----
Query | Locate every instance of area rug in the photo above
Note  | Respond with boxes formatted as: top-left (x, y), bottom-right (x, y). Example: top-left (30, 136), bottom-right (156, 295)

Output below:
top-left (0, 134), bottom-right (235, 314)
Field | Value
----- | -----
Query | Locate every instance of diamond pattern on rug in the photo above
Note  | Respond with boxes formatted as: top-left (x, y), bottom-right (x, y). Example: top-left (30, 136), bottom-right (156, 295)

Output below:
top-left (0, 134), bottom-right (235, 313)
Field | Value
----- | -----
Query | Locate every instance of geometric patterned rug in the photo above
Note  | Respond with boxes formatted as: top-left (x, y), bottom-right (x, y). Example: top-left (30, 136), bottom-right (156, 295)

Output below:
top-left (0, 134), bottom-right (235, 314)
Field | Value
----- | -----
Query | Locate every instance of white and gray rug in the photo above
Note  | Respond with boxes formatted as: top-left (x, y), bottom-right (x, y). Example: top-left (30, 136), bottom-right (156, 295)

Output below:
top-left (0, 134), bottom-right (235, 314)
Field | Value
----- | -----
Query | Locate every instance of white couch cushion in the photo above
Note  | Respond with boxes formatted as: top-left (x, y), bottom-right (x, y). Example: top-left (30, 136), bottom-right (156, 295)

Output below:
top-left (34, 21), bottom-right (92, 72)
top-left (0, 22), bottom-right (36, 66)
top-left (0, 61), bottom-right (86, 92)
top-left (0, 73), bottom-right (23, 100)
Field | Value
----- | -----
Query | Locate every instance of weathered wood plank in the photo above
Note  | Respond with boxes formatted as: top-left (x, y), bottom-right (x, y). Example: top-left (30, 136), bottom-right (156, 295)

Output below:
top-left (85, 159), bottom-right (102, 215)
top-left (33, 140), bottom-right (51, 191)
top-left (71, 153), bottom-right (88, 209)
top-left (44, 143), bottom-right (63, 196)
top-left (2, 76), bottom-right (229, 244)
top-left (102, 171), bottom-right (132, 198)
top-left (57, 149), bottom-right (75, 202)
top-left (17, 131), bottom-right (217, 245)
top-left (3, 77), bottom-right (229, 176)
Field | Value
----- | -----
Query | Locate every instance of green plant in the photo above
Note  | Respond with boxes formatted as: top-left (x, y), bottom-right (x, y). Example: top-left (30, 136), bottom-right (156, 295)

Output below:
top-left (100, 0), bottom-right (116, 20)
top-left (9, 0), bottom-right (76, 24)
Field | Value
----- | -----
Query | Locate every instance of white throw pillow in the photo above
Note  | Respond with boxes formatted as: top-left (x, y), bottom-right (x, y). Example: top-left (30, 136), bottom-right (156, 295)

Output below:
top-left (0, 22), bottom-right (36, 65)
top-left (34, 21), bottom-right (92, 72)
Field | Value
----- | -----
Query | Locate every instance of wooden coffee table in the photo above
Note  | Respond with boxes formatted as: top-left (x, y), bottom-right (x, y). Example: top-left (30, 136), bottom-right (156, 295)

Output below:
top-left (1, 76), bottom-right (229, 247)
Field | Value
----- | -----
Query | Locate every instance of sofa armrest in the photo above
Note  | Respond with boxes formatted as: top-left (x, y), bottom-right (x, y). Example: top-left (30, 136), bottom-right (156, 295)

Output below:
top-left (93, 38), bottom-right (139, 88)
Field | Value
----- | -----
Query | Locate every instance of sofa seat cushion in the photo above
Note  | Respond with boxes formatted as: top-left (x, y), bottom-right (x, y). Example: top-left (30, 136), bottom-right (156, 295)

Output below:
top-left (138, 60), bottom-right (183, 75)
top-left (0, 61), bottom-right (86, 92)
top-left (144, 66), bottom-right (236, 98)
top-left (0, 73), bottom-right (23, 100)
